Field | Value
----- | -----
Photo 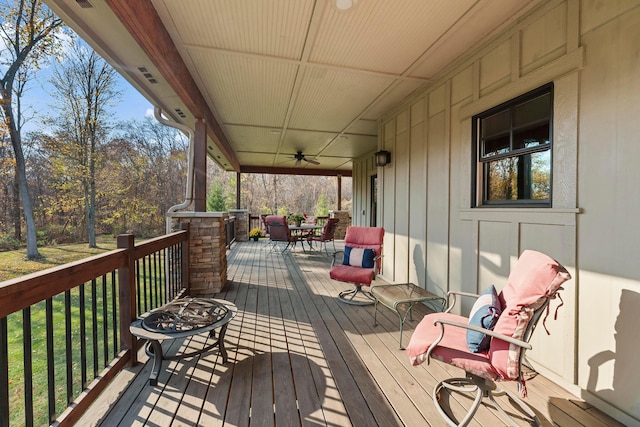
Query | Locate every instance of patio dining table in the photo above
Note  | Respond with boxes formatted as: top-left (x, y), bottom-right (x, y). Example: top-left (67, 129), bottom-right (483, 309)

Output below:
top-left (289, 224), bottom-right (323, 251)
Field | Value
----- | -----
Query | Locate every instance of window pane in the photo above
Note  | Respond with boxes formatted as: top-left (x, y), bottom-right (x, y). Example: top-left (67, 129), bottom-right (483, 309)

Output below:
top-left (485, 148), bottom-right (550, 201)
top-left (486, 157), bottom-right (519, 201)
top-left (514, 93), bottom-right (550, 128)
top-left (529, 150), bottom-right (551, 200)
top-left (513, 123), bottom-right (550, 150)
top-left (483, 135), bottom-right (510, 157)
top-left (482, 110), bottom-right (510, 138)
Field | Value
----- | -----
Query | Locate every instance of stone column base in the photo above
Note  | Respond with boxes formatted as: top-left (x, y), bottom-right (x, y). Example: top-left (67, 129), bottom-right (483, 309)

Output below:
top-left (168, 212), bottom-right (228, 295)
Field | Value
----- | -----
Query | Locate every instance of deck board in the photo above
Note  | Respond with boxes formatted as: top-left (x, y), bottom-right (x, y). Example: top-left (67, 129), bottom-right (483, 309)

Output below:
top-left (79, 241), bottom-right (625, 427)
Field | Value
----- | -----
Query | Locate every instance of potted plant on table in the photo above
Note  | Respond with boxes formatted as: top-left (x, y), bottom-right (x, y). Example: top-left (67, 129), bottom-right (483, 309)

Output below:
top-left (249, 228), bottom-right (264, 241)
top-left (288, 213), bottom-right (305, 227)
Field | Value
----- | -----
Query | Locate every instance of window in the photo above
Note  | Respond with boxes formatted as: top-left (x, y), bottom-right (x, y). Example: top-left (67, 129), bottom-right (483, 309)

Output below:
top-left (473, 84), bottom-right (553, 207)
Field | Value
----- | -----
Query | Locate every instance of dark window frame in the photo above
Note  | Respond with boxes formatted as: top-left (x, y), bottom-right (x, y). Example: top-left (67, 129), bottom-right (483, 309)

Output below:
top-left (471, 83), bottom-right (554, 207)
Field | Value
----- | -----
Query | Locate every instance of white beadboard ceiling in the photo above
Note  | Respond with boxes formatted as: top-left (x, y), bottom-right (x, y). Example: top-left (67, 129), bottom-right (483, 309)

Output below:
top-left (46, 0), bottom-right (542, 174)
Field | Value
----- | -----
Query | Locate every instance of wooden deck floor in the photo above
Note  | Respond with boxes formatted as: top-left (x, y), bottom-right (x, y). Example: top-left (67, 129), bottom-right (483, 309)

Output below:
top-left (80, 240), bottom-right (622, 427)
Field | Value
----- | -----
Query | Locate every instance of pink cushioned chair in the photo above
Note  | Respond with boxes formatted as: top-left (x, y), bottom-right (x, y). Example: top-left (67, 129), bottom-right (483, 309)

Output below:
top-left (307, 217), bottom-right (339, 254)
top-left (329, 226), bottom-right (384, 305)
top-left (406, 250), bottom-right (571, 426)
top-left (264, 215), bottom-right (298, 253)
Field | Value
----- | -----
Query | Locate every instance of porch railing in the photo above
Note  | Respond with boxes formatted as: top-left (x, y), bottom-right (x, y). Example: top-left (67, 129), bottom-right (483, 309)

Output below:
top-left (225, 215), bottom-right (236, 249)
top-left (249, 215), bottom-right (329, 232)
top-left (0, 228), bottom-right (190, 427)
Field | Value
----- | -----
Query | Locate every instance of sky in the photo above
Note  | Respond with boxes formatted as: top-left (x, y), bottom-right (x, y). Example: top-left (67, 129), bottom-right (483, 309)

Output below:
top-left (0, 17), bottom-right (156, 133)
top-left (22, 66), bottom-right (155, 134)
top-left (110, 77), bottom-right (156, 122)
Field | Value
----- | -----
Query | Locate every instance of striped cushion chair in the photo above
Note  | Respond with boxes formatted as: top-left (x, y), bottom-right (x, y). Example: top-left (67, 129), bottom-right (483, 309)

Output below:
top-left (329, 226), bottom-right (384, 305)
top-left (406, 250), bottom-right (571, 427)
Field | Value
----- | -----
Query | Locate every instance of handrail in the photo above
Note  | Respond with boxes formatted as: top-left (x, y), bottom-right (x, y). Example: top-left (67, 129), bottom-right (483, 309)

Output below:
top-left (0, 249), bottom-right (128, 319)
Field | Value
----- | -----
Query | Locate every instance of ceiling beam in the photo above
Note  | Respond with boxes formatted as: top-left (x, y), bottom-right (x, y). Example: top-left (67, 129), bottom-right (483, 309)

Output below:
top-left (184, 44), bottom-right (431, 84)
top-left (240, 166), bottom-right (352, 178)
top-left (105, 0), bottom-right (241, 171)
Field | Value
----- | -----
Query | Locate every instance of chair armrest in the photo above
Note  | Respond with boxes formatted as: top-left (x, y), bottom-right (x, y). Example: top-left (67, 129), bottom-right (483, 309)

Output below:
top-left (372, 254), bottom-right (383, 278)
top-left (444, 291), bottom-right (481, 313)
top-left (425, 317), bottom-right (532, 362)
top-left (331, 250), bottom-right (345, 267)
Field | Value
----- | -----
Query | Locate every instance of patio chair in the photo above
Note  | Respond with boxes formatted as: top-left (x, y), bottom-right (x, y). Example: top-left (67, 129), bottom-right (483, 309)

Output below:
top-left (330, 226), bottom-right (384, 305)
top-left (405, 250), bottom-right (571, 427)
top-left (260, 214), bottom-right (270, 237)
top-left (307, 218), bottom-right (339, 254)
top-left (264, 215), bottom-right (298, 253)
top-left (302, 214), bottom-right (317, 225)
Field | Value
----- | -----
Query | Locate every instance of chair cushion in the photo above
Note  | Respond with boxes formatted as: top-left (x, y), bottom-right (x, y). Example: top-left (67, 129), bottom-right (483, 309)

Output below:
top-left (499, 250), bottom-right (572, 311)
top-left (489, 250), bottom-right (571, 380)
top-left (466, 285), bottom-right (501, 353)
top-left (343, 246), bottom-right (375, 268)
top-left (342, 227), bottom-right (384, 274)
top-left (344, 226), bottom-right (384, 247)
top-left (406, 313), bottom-right (499, 381)
top-left (329, 264), bottom-right (375, 285)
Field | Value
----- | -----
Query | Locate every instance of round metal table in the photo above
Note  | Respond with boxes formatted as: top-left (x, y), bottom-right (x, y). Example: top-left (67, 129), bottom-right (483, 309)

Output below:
top-left (130, 297), bottom-right (236, 385)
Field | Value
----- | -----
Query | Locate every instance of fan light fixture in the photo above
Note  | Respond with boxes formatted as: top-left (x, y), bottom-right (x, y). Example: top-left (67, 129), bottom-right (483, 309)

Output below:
top-left (375, 150), bottom-right (391, 167)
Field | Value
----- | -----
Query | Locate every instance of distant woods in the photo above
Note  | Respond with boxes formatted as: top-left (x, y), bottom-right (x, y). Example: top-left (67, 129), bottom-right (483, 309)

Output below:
top-left (0, 116), bottom-right (190, 249)
top-left (207, 171), bottom-right (352, 219)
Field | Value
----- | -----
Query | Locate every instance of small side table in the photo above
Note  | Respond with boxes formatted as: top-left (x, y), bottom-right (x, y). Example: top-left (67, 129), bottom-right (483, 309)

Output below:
top-left (130, 298), bottom-right (236, 385)
top-left (371, 283), bottom-right (445, 349)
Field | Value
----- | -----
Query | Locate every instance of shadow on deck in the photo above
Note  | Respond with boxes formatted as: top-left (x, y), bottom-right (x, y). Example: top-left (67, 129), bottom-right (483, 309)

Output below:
top-left (80, 240), bottom-right (622, 427)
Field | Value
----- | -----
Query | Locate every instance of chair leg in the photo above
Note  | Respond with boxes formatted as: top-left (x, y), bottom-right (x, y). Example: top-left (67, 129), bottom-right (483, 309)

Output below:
top-left (338, 285), bottom-right (376, 305)
top-left (434, 378), bottom-right (483, 427)
top-left (433, 374), bottom-right (541, 427)
top-left (323, 239), bottom-right (336, 256)
top-left (266, 240), bottom-right (292, 255)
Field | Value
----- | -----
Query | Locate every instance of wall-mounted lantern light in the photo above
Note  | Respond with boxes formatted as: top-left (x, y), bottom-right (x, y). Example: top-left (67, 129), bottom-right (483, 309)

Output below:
top-left (375, 150), bottom-right (391, 167)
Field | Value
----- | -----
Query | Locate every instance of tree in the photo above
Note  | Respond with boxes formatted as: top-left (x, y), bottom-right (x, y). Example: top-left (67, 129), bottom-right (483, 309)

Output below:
top-left (314, 191), bottom-right (329, 216)
top-left (100, 118), bottom-right (188, 237)
top-left (49, 40), bottom-right (120, 247)
top-left (0, 0), bottom-right (63, 258)
top-left (207, 181), bottom-right (227, 212)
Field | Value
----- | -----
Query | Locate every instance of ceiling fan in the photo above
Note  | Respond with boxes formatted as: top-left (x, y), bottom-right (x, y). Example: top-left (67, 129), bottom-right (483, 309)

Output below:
top-left (292, 151), bottom-right (320, 166)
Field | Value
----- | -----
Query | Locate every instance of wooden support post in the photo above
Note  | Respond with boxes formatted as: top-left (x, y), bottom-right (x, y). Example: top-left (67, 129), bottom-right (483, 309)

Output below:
top-left (236, 172), bottom-right (241, 209)
top-left (337, 175), bottom-right (342, 211)
top-left (117, 234), bottom-right (138, 366)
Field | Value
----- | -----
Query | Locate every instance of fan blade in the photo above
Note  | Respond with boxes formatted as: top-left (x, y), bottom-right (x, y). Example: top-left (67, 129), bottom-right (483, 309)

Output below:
top-left (304, 158), bottom-right (320, 165)
top-left (295, 159), bottom-right (302, 167)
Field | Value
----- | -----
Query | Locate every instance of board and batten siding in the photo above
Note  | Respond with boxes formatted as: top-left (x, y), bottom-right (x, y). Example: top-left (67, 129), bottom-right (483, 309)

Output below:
top-left (351, 1), bottom-right (640, 425)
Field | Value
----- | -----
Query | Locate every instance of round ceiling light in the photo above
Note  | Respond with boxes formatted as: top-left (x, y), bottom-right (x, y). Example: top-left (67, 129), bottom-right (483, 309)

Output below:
top-left (335, 0), bottom-right (353, 11)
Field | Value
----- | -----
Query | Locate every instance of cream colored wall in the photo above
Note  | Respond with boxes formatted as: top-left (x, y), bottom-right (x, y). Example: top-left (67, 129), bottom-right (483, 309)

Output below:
top-left (357, 1), bottom-right (640, 425)
top-left (351, 153), bottom-right (377, 228)
top-left (577, 1), bottom-right (640, 423)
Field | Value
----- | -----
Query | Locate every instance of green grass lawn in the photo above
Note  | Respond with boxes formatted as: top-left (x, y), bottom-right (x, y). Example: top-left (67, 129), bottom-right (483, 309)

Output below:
top-left (0, 235), bottom-right (118, 282)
